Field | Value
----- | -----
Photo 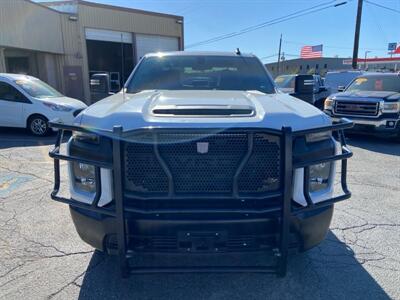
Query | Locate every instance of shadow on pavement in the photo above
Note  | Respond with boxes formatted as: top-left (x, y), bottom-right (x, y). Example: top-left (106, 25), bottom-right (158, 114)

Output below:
top-left (0, 127), bottom-right (67, 149)
top-left (78, 231), bottom-right (389, 300)
top-left (346, 133), bottom-right (400, 156)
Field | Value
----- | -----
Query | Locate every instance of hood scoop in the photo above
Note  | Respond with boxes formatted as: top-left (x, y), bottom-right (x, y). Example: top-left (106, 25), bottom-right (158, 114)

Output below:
top-left (152, 105), bottom-right (255, 117)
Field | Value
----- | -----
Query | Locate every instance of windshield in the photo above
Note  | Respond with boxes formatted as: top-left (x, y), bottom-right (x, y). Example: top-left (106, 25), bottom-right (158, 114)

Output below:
top-left (346, 75), bottom-right (400, 93)
top-left (14, 78), bottom-right (63, 98)
top-left (126, 55), bottom-right (275, 94)
top-left (325, 72), bottom-right (361, 91)
top-left (274, 75), bottom-right (296, 89)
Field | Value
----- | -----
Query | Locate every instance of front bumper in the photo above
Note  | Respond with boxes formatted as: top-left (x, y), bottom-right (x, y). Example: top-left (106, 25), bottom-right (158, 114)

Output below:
top-left (325, 110), bottom-right (400, 135)
top-left (48, 119), bottom-right (353, 277)
top-left (70, 204), bottom-right (334, 254)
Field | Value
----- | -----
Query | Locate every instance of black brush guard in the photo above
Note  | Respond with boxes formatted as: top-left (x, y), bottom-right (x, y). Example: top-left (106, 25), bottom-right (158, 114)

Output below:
top-left (48, 118), bottom-right (353, 277)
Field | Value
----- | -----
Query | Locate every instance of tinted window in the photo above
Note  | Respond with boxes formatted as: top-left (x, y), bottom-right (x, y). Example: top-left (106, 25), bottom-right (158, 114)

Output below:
top-left (346, 75), bottom-right (400, 92)
top-left (126, 55), bottom-right (275, 94)
top-left (275, 75), bottom-right (296, 89)
top-left (325, 72), bottom-right (362, 92)
top-left (0, 81), bottom-right (28, 102)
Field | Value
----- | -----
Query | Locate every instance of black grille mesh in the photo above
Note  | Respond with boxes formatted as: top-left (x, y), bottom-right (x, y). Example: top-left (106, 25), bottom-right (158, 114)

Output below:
top-left (123, 131), bottom-right (281, 196)
top-left (159, 133), bottom-right (247, 194)
top-left (238, 134), bottom-right (280, 193)
top-left (124, 143), bottom-right (169, 193)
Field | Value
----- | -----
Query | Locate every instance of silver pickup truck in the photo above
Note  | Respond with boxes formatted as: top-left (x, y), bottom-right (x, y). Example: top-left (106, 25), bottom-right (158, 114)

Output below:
top-left (49, 51), bottom-right (352, 277)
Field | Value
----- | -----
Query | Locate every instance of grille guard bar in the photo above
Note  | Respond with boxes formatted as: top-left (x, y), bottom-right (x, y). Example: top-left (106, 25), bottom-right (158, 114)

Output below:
top-left (48, 118), bottom-right (353, 277)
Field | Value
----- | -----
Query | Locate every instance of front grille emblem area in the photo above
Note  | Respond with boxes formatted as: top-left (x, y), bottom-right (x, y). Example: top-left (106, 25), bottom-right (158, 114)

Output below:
top-left (196, 142), bottom-right (209, 154)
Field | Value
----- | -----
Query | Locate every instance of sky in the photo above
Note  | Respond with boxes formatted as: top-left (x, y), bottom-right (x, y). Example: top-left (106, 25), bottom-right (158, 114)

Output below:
top-left (46, 0), bottom-right (400, 63)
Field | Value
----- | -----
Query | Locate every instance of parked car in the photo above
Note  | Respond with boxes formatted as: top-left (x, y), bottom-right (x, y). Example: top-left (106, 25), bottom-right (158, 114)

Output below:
top-left (275, 74), bottom-right (330, 109)
top-left (324, 72), bottom-right (400, 138)
top-left (48, 51), bottom-right (352, 277)
top-left (324, 70), bottom-right (364, 94)
top-left (0, 74), bottom-right (87, 136)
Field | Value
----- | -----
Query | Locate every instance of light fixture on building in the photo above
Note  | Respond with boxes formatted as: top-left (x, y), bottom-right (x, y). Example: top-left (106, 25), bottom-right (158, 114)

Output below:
top-left (68, 15), bottom-right (78, 21)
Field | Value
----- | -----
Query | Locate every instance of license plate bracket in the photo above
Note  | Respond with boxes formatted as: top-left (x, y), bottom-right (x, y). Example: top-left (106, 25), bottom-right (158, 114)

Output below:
top-left (178, 231), bottom-right (227, 252)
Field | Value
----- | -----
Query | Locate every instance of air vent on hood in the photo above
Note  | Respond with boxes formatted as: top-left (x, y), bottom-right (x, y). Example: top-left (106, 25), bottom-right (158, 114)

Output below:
top-left (152, 105), bottom-right (255, 117)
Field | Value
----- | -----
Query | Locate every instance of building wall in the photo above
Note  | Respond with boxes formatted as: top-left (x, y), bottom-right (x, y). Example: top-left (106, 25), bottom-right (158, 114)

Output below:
top-left (266, 57), bottom-right (352, 78)
top-left (78, 2), bottom-right (182, 38)
top-left (56, 13), bottom-right (86, 99)
top-left (0, 0), bottom-right (64, 54)
top-left (0, 48), bottom-right (7, 73)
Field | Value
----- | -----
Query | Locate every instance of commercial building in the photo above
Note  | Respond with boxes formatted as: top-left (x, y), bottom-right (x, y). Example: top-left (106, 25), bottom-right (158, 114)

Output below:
top-left (0, 0), bottom-right (183, 103)
top-left (265, 57), bottom-right (352, 78)
top-left (345, 57), bottom-right (400, 72)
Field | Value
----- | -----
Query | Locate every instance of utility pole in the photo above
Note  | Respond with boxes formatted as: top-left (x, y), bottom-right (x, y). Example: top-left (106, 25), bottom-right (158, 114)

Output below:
top-left (277, 34), bottom-right (282, 75)
top-left (352, 0), bottom-right (363, 69)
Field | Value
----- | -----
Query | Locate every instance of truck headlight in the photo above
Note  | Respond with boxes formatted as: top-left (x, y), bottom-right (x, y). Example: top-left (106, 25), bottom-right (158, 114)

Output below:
top-left (72, 162), bottom-right (96, 193)
top-left (382, 102), bottom-right (400, 113)
top-left (305, 131), bottom-right (332, 142)
top-left (72, 131), bottom-right (99, 144)
top-left (324, 98), bottom-right (334, 110)
top-left (309, 162), bottom-right (331, 192)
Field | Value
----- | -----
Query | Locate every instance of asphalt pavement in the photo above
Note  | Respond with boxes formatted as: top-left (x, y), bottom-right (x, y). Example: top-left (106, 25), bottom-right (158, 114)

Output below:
top-left (0, 127), bottom-right (399, 300)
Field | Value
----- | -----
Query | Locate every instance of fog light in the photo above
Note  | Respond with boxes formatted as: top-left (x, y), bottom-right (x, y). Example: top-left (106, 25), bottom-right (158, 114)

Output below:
top-left (386, 121), bottom-right (396, 128)
top-left (309, 162), bottom-right (331, 192)
top-left (72, 162), bottom-right (96, 193)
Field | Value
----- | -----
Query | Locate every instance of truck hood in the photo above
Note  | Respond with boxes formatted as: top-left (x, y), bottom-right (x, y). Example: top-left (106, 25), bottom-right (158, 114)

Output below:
top-left (77, 90), bottom-right (330, 132)
top-left (332, 90), bottom-right (400, 101)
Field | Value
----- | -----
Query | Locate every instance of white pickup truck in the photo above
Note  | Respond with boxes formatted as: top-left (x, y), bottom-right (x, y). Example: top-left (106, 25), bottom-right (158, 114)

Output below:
top-left (49, 51), bottom-right (353, 277)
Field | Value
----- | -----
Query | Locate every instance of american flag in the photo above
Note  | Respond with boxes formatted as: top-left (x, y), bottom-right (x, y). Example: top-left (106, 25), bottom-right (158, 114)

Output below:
top-left (300, 45), bottom-right (323, 59)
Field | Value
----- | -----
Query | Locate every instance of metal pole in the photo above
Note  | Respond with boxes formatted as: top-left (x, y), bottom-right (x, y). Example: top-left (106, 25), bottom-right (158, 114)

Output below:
top-left (352, 0), bottom-right (363, 69)
top-left (120, 34), bottom-right (126, 101)
top-left (364, 50), bottom-right (370, 70)
top-left (277, 34), bottom-right (282, 76)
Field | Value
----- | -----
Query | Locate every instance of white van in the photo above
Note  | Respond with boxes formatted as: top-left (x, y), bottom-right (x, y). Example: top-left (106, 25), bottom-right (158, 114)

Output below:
top-left (0, 73), bottom-right (87, 136)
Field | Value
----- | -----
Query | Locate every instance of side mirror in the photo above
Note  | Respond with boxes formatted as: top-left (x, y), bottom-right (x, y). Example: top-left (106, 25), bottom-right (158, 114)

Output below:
top-left (319, 86), bottom-right (328, 92)
top-left (294, 75), bottom-right (314, 94)
top-left (337, 86), bottom-right (345, 92)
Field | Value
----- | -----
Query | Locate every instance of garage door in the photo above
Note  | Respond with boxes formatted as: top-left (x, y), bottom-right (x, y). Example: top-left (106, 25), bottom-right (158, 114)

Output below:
top-left (85, 28), bottom-right (132, 43)
top-left (135, 34), bottom-right (179, 62)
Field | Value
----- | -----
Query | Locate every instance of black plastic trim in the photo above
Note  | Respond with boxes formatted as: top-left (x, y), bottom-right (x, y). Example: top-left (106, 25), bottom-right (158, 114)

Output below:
top-left (48, 118), bottom-right (353, 278)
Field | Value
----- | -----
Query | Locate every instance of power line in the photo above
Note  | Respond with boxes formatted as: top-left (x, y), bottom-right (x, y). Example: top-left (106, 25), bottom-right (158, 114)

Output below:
top-left (283, 40), bottom-right (386, 51)
top-left (364, 0), bottom-right (400, 14)
top-left (186, 1), bottom-right (339, 48)
top-left (259, 54), bottom-right (278, 60)
top-left (368, 2), bottom-right (389, 44)
top-left (185, 0), bottom-right (348, 48)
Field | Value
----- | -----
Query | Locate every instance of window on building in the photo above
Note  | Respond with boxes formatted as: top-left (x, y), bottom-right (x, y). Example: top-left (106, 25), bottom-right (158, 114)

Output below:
top-left (271, 67), bottom-right (274, 71)
top-left (316, 64), bottom-right (319, 69)
top-left (286, 66), bottom-right (289, 70)
top-left (324, 63), bottom-right (328, 68)
top-left (306, 65), bottom-right (310, 70)
top-left (299, 65), bottom-right (302, 70)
